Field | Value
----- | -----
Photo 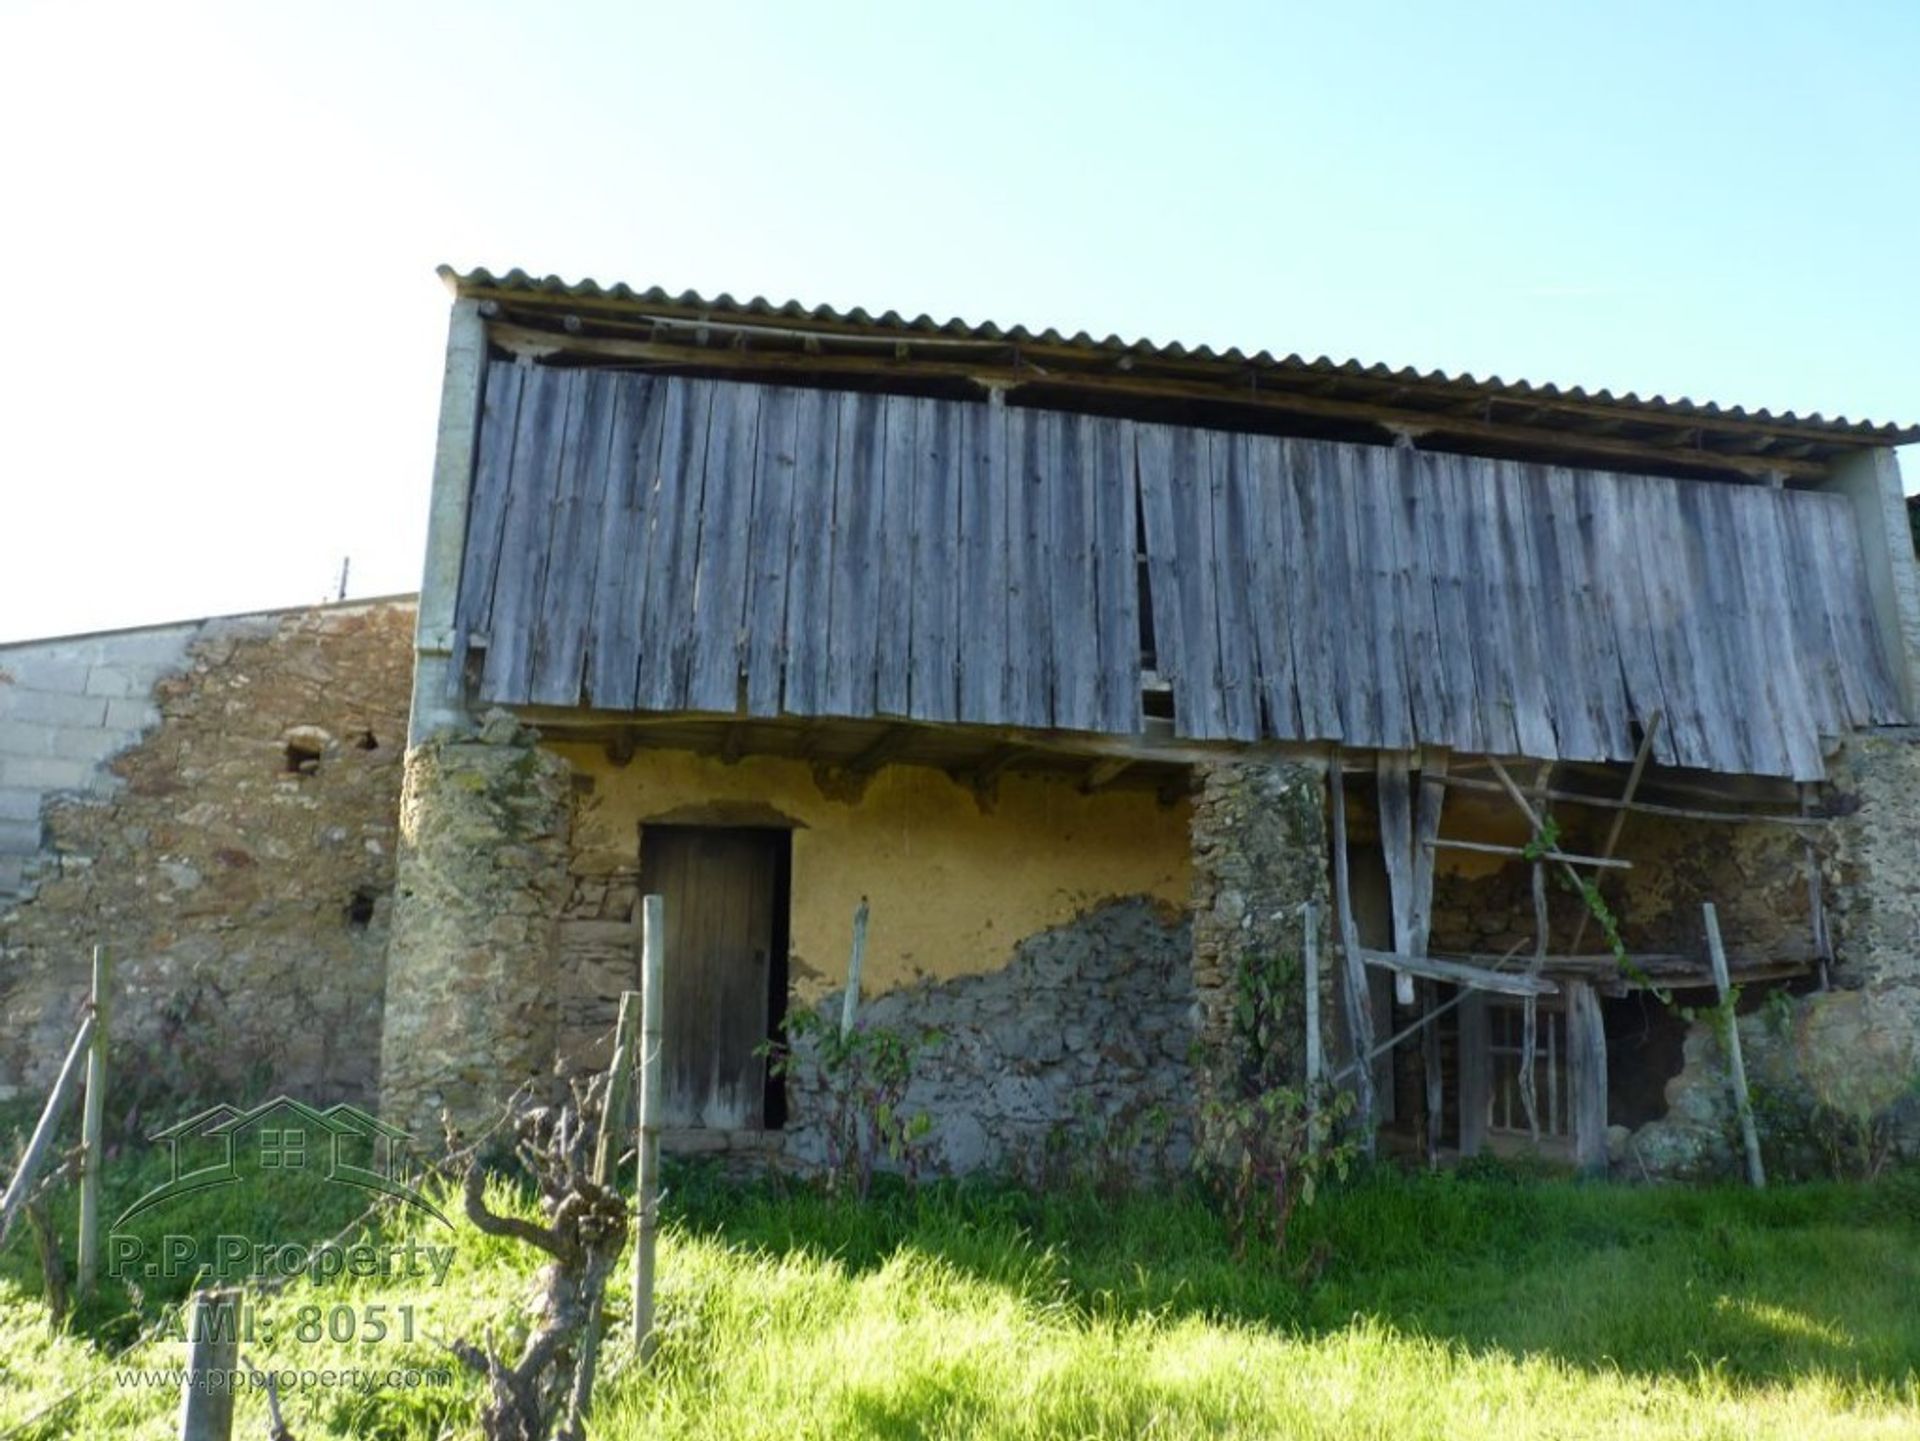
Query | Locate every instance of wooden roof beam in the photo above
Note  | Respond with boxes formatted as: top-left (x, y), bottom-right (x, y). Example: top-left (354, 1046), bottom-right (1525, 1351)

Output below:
top-left (486, 323), bottom-right (1833, 480)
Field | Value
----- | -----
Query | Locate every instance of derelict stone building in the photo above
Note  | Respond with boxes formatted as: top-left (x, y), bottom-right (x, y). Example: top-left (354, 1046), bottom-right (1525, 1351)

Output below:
top-left (377, 266), bottom-right (1920, 1177)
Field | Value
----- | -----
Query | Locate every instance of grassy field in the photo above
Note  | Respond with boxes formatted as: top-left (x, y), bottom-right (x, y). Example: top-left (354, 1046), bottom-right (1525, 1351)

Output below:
top-left (0, 1148), bottom-right (1916, 1439)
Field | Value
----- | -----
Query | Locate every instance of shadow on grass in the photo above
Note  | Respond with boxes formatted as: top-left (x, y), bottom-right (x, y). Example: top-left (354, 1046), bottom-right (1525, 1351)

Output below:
top-left (662, 1158), bottom-right (1920, 1395)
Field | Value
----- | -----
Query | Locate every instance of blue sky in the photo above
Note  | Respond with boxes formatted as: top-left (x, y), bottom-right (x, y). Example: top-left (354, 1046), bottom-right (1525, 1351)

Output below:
top-left (3, 0), bottom-right (1916, 641)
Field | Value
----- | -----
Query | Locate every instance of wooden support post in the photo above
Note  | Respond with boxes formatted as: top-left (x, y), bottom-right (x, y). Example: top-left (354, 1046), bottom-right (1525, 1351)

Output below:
top-left (1566, 978), bottom-right (1608, 1175)
top-left (1420, 980), bottom-right (1443, 1169)
top-left (177, 1289), bottom-right (238, 1441)
top-left (0, 1012), bottom-right (95, 1250)
top-left (841, 898), bottom-right (869, 1040)
top-left (1376, 754), bottom-right (1417, 1007)
top-left (77, 944), bottom-right (109, 1300)
top-left (1458, 993), bottom-right (1489, 1158)
top-left (1703, 903), bottom-right (1766, 1189)
top-left (632, 894), bottom-right (666, 1359)
top-left (1328, 762), bottom-right (1376, 1149)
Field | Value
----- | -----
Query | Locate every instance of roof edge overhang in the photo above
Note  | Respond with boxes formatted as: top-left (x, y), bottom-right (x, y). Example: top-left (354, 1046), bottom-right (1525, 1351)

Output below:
top-left (441, 264), bottom-right (1920, 481)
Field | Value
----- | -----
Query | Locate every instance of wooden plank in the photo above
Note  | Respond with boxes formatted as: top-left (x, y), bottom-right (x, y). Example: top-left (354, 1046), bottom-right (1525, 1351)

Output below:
top-left (1357, 947), bottom-right (1560, 997)
top-left (873, 394), bottom-right (918, 717)
top-left (1615, 474), bottom-right (1698, 767)
top-left (1209, 432), bottom-right (1264, 739)
top-left (1166, 426), bottom-right (1228, 738)
top-left (1493, 460), bottom-right (1558, 759)
top-left (1456, 453), bottom-right (1523, 755)
top-left (1519, 462), bottom-right (1599, 761)
top-left (632, 895), bottom-right (665, 1359)
top-left (1544, 465), bottom-right (1631, 761)
top-left (1388, 448), bottom-right (1447, 745)
top-left (1634, 477), bottom-right (1720, 770)
top-left (1815, 495), bottom-right (1907, 723)
top-left (1590, 470), bottom-right (1680, 766)
top-left (686, 381), bottom-right (762, 713)
top-left (1765, 489), bottom-right (1843, 746)
top-left (909, 397), bottom-right (961, 722)
top-left (450, 359), bottom-right (524, 686)
top-left (0, 1013), bottom-right (93, 1250)
top-left (480, 365), bottom-right (575, 703)
top-left (1376, 752), bottom-right (1417, 1007)
top-left (585, 375), bottom-right (667, 710)
top-left (1412, 450), bottom-right (1485, 754)
top-left (823, 391), bottom-right (885, 717)
top-left (1282, 439), bottom-right (1343, 741)
top-left (1353, 446), bottom-right (1413, 749)
top-left (1726, 486), bottom-right (1822, 777)
top-left (1046, 410), bottom-right (1101, 730)
top-left (530, 367), bottom-right (618, 706)
top-left (1308, 441), bottom-right (1369, 745)
top-left (1134, 422), bottom-right (1182, 728)
top-left (743, 385), bottom-right (801, 717)
top-left (635, 378), bottom-right (715, 711)
top-left (779, 388), bottom-right (840, 716)
top-left (1092, 416), bottom-right (1142, 734)
top-left (957, 397), bottom-right (1010, 725)
top-left (1245, 435), bottom-right (1305, 738)
top-left (1676, 480), bottom-right (1761, 774)
top-left (1006, 406), bottom-right (1055, 727)
top-left (1566, 978), bottom-right (1609, 1174)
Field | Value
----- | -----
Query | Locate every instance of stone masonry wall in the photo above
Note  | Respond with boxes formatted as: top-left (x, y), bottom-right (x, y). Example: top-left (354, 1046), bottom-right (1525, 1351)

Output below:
top-left (0, 601), bottom-right (415, 1114)
top-left (1188, 760), bottom-right (1330, 1104)
top-left (379, 711), bottom-right (575, 1140)
top-left (787, 896), bottom-right (1195, 1178)
top-left (1627, 736), bottom-right (1920, 1177)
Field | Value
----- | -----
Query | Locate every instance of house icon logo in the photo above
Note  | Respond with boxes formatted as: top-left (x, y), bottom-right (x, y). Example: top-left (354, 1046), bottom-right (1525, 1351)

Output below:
top-left (115, 1094), bottom-right (449, 1228)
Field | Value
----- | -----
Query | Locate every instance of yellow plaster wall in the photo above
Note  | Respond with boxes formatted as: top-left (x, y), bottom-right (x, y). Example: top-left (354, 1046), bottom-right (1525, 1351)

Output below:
top-left (551, 743), bottom-right (1192, 998)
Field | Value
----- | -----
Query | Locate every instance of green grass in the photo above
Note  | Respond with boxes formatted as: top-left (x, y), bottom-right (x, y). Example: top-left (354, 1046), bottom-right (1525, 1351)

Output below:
top-left (0, 1147), bottom-right (1917, 1439)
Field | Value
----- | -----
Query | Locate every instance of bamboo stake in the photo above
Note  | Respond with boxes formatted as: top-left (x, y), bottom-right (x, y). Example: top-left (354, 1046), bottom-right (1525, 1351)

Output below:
top-left (177, 1288), bottom-right (238, 1441)
top-left (77, 944), bottom-right (109, 1300)
top-left (1703, 903), bottom-right (1766, 1189)
top-left (631, 895), bottom-right (666, 1360)
top-left (0, 1012), bottom-right (95, 1250)
top-left (841, 898), bottom-right (869, 1039)
top-left (1434, 771), bottom-right (1824, 828)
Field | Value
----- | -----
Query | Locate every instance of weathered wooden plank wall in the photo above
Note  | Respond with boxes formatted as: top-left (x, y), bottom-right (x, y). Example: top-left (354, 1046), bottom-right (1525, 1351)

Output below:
top-left (454, 362), bottom-right (1904, 778)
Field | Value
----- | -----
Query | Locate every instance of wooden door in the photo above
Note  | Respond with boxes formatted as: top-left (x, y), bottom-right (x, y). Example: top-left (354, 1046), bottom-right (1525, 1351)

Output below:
top-left (638, 826), bottom-right (784, 1130)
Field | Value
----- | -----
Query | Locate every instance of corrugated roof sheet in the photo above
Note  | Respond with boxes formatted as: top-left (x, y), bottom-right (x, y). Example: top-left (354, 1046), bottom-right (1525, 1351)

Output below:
top-left (442, 264), bottom-right (1920, 448)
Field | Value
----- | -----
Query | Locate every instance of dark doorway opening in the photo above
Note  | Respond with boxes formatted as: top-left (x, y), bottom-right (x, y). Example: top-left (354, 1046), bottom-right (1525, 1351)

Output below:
top-left (637, 824), bottom-right (792, 1131)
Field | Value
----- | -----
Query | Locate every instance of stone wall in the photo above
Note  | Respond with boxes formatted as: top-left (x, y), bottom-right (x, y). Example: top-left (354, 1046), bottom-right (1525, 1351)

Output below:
top-left (379, 711), bottom-right (575, 1140)
top-left (0, 601), bottom-right (415, 1114)
top-left (1626, 735), bottom-right (1920, 1177)
top-left (1188, 760), bottom-right (1330, 1099)
top-left (786, 897), bottom-right (1195, 1178)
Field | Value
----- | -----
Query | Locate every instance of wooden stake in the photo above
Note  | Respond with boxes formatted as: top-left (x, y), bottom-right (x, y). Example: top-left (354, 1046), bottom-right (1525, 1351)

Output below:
top-left (77, 944), bottom-right (109, 1301)
top-left (0, 1012), bottom-right (94, 1250)
top-left (1703, 903), bottom-right (1766, 1189)
top-left (177, 1289), bottom-right (238, 1441)
top-left (570, 988), bottom-right (640, 1432)
top-left (632, 894), bottom-right (666, 1359)
top-left (841, 898), bottom-right (869, 1039)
